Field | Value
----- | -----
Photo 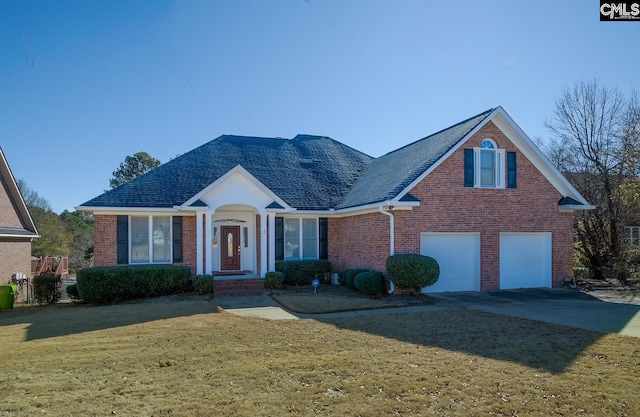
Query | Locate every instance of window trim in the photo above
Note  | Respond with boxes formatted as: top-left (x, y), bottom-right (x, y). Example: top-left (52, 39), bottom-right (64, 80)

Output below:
top-left (473, 139), bottom-right (505, 189)
top-left (129, 215), bottom-right (173, 264)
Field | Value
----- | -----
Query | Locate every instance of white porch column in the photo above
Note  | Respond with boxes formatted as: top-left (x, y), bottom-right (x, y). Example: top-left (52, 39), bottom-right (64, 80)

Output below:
top-left (268, 213), bottom-right (276, 272)
top-left (196, 211), bottom-right (204, 275)
top-left (205, 211), bottom-right (213, 275)
top-left (259, 210), bottom-right (268, 277)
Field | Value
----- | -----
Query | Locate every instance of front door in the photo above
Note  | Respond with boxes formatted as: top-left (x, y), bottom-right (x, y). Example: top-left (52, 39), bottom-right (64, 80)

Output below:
top-left (221, 225), bottom-right (241, 270)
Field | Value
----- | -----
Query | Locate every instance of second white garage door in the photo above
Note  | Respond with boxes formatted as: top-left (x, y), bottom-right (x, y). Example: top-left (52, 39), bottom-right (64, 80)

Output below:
top-left (420, 232), bottom-right (480, 293)
top-left (500, 233), bottom-right (552, 289)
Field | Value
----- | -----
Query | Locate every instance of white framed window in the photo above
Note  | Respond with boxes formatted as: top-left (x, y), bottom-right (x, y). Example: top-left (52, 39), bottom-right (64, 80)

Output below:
top-left (130, 215), bottom-right (172, 264)
top-left (474, 139), bottom-right (505, 188)
top-left (284, 218), bottom-right (318, 260)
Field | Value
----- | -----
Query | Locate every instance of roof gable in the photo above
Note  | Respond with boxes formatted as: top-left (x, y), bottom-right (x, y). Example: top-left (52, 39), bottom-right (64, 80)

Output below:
top-left (183, 165), bottom-right (290, 211)
top-left (0, 147), bottom-right (38, 237)
top-left (337, 109), bottom-right (495, 209)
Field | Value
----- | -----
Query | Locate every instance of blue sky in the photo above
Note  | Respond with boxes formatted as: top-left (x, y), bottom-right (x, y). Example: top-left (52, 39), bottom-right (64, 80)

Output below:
top-left (1, 0), bottom-right (638, 214)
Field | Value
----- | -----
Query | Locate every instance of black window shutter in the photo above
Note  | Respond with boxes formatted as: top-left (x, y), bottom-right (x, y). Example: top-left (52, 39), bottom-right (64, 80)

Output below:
top-left (464, 148), bottom-right (474, 187)
top-left (275, 217), bottom-right (284, 261)
top-left (116, 215), bottom-right (128, 264)
top-left (319, 218), bottom-right (328, 260)
top-left (507, 151), bottom-right (517, 188)
top-left (172, 216), bottom-right (183, 263)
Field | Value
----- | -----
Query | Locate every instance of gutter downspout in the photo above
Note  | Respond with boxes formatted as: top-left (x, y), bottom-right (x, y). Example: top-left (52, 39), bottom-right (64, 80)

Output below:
top-left (378, 205), bottom-right (394, 256)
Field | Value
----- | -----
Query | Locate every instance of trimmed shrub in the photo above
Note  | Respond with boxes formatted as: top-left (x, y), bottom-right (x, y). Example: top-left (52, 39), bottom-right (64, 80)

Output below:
top-left (33, 274), bottom-right (61, 304)
top-left (275, 260), bottom-right (331, 286)
top-left (76, 265), bottom-right (191, 304)
top-left (354, 271), bottom-right (385, 295)
top-left (337, 270), bottom-right (347, 285)
top-left (264, 271), bottom-right (285, 289)
top-left (66, 283), bottom-right (80, 300)
top-left (345, 269), bottom-right (369, 289)
top-left (386, 254), bottom-right (440, 294)
top-left (192, 275), bottom-right (214, 295)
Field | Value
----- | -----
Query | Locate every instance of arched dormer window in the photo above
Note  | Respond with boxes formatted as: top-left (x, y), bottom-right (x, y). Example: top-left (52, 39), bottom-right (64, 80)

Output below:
top-left (463, 138), bottom-right (516, 189)
top-left (479, 139), bottom-right (500, 187)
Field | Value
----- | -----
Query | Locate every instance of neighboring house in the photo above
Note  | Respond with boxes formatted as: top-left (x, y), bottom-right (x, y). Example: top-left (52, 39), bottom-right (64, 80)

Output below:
top-left (0, 147), bottom-right (39, 284)
top-left (78, 107), bottom-right (593, 293)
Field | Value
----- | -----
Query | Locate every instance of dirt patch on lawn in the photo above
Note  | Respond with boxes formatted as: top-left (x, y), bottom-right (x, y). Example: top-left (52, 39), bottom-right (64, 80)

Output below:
top-left (269, 284), bottom-right (436, 314)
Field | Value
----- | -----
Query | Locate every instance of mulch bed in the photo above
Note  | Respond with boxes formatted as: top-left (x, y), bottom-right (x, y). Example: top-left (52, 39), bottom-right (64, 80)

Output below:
top-left (268, 283), bottom-right (437, 314)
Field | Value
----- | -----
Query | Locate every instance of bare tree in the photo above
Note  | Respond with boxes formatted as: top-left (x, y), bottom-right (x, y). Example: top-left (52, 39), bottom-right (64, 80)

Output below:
top-left (545, 80), bottom-right (640, 283)
top-left (16, 178), bottom-right (52, 211)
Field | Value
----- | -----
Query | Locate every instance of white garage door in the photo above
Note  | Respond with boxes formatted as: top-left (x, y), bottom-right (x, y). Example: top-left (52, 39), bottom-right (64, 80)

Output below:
top-left (500, 233), bottom-right (552, 289)
top-left (420, 232), bottom-right (480, 293)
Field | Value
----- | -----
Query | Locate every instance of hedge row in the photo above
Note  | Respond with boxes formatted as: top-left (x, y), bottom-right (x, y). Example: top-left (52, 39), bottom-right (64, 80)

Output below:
top-left (275, 260), bottom-right (331, 286)
top-left (76, 265), bottom-right (191, 304)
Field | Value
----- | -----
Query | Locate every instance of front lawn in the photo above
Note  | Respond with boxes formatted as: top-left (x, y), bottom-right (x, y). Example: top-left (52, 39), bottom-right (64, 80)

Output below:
top-left (1, 296), bottom-right (638, 416)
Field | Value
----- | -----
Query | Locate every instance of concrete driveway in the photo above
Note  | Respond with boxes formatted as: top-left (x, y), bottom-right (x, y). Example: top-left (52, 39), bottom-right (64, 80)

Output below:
top-left (428, 288), bottom-right (640, 337)
top-left (217, 288), bottom-right (640, 338)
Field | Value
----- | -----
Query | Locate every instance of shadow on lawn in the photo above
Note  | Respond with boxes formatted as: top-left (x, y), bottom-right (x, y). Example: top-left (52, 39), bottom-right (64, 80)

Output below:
top-left (318, 309), bottom-right (605, 374)
top-left (0, 295), bottom-right (218, 341)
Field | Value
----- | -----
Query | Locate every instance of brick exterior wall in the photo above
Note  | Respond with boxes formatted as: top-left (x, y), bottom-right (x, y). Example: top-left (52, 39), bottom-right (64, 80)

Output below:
top-left (329, 121), bottom-right (574, 291)
top-left (0, 239), bottom-right (32, 284)
top-left (93, 215), bottom-right (118, 267)
top-left (93, 214), bottom-right (198, 275)
top-left (328, 213), bottom-right (391, 273)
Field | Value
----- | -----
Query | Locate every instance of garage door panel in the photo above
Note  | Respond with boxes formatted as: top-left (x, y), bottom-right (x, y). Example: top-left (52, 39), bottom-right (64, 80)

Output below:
top-left (420, 233), bottom-right (480, 293)
top-left (500, 233), bottom-right (551, 289)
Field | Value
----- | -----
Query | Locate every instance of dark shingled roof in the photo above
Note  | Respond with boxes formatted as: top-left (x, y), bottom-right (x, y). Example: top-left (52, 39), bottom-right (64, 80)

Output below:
top-left (336, 109), bottom-right (494, 208)
top-left (80, 135), bottom-right (374, 210)
top-left (80, 109), bottom-right (496, 211)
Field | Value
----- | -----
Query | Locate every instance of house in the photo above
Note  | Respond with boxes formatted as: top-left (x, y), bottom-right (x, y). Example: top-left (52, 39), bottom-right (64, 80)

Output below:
top-left (78, 107), bottom-right (593, 293)
top-left (0, 147), bottom-right (39, 285)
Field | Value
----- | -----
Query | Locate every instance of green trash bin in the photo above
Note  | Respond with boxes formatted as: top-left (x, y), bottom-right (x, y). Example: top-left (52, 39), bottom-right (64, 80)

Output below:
top-left (0, 285), bottom-right (16, 310)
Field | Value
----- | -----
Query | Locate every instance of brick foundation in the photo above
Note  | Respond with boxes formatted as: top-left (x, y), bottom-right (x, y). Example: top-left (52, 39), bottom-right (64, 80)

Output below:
top-left (213, 278), bottom-right (264, 296)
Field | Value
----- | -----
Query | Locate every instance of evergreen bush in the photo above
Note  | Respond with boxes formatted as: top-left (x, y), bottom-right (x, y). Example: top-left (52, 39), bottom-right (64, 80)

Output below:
top-left (353, 270), bottom-right (385, 295)
top-left (345, 268), bottom-right (369, 289)
top-left (264, 271), bottom-right (285, 289)
top-left (192, 275), bottom-right (214, 295)
top-left (66, 283), bottom-right (80, 300)
top-left (386, 254), bottom-right (440, 294)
